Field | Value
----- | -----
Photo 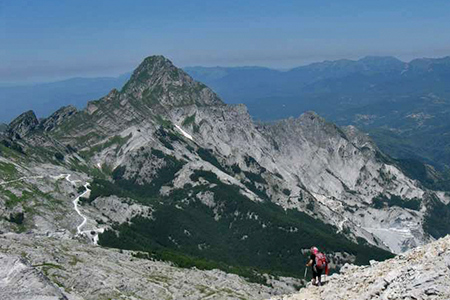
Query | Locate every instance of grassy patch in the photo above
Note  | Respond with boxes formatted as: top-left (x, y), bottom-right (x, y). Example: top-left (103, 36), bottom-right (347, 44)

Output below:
top-left (155, 115), bottom-right (173, 129)
top-left (3, 190), bottom-right (26, 208)
top-left (79, 134), bottom-right (132, 159)
top-left (33, 262), bottom-right (65, 278)
top-left (0, 161), bottom-right (18, 180)
top-left (133, 250), bottom-right (268, 285)
top-left (182, 113), bottom-right (196, 127)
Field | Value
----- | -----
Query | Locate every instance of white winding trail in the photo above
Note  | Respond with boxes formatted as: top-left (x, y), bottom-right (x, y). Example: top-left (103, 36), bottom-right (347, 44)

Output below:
top-left (1, 173), bottom-right (103, 243)
top-left (60, 173), bottom-right (104, 241)
top-left (61, 174), bottom-right (90, 235)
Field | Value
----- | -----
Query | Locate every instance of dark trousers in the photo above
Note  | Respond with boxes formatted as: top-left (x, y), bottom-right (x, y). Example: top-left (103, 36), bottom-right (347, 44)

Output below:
top-left (312, 266), bottom-right (323, 283)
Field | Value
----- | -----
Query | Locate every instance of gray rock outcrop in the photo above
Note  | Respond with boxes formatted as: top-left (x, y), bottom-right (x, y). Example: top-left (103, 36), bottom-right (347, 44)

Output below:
top-left (0, 233), bottom-right (299, 300)
top-left (0, 252), bottom-right (68, 300)
top-left (41, 105), bottom-right (77, 132)
top-left (7, 110), bottom-right (39, 139)
top-left (270, 235), bottom-right (450, 300)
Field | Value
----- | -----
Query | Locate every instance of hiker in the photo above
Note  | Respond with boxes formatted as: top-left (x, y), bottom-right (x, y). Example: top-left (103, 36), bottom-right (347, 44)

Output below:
top-left (306, 246), bottom-right (328, 286)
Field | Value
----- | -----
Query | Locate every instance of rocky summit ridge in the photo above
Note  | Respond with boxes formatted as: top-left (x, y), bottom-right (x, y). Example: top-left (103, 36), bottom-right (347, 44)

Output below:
top-left (121, 55), bottom-right (224, 107)
top-left (270, 234), bottom-right (450, 300)
top-left (1, 55), bottom-right (450, 299)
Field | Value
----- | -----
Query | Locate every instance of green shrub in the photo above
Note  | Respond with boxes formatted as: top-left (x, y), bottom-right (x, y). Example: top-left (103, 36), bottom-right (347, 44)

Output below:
top-left (54, 152), bottom-right (64, 161)
top-left (182, 113), bottom-right (196, 126)
top-left (8, 212), bottom-right (24, 225)
top-left (243, 171), bottom-right (267, 184)
top-left (197, 148), bottom-right (226, 172)
top-left (371, 194), bottom-right (421, 211)
top-left (190, 170), bottom-right (221, 185)
top-left (424, 196), bottom-right (450, 238)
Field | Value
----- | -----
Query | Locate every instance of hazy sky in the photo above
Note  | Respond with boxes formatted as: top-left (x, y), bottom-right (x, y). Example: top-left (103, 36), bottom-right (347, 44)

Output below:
top-left (1, 0), bottom-right (450, 83)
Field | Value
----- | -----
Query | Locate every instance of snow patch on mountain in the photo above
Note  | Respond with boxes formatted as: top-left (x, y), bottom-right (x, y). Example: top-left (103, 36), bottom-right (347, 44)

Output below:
top-left (175, 124), bottom-right (194, 141)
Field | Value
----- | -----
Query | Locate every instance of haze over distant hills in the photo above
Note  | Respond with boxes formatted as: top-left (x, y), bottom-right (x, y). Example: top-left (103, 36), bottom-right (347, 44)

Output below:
top-left (0, 74), bottom-right (130, 123)
top-left (186, 56), bottom-right (450, 170)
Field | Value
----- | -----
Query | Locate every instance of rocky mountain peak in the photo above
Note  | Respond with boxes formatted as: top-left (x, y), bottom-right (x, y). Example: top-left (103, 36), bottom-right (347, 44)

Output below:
top-left (121, 55), bottom-right (224, 107)
top-left (296, 111), bottom-right (347, 140)
top-left (298, 110), bottom-right (321, 121)
top-left (7, 110), bottom-right (39, 139)
top-left (40, 105), bottom-right (77, 132)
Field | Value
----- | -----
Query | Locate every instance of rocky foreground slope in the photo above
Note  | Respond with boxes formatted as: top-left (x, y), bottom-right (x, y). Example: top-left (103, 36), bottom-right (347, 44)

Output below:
top-left (270, 235), bottom-right (450, 300)
top-left (0, 233), bottom-right (299, 300)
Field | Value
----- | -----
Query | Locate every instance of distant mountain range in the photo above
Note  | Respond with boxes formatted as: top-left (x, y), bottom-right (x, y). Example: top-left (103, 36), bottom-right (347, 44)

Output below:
top-left (186, 56), bottom-right (450, 170)
top-left (185, 56), bottom-right (450, 110)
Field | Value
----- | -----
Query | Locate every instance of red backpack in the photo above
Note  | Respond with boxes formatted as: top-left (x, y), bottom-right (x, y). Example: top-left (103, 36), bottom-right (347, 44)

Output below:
top-left (315, 252), bottom-right (327, 269)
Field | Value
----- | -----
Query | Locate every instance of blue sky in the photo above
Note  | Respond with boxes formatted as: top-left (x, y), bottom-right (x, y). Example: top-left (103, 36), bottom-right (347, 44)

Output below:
top-left (1, 0), bottom-right (450, 83)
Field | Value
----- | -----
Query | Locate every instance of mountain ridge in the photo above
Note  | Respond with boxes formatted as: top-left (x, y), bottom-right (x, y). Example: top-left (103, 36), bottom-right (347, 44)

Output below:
top-left (1, 55), bottom-right (450, 299)
top-left (185, 55), bottom-right (450, 171)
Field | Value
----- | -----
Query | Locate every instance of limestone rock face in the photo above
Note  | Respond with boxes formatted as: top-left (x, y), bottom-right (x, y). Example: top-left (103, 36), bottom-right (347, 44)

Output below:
top-left (0, 252), bottom-right (68, 300)
top-left (259, 112), bottom-right (429, 253)
top-left (7, 110), bottom-right (39, 139)
top-left (41, 105), bottom-right (77, 132)
top-left (0, 233), bottom-right (298, 300)
top-left (269, 235), bottom-right (450, 300)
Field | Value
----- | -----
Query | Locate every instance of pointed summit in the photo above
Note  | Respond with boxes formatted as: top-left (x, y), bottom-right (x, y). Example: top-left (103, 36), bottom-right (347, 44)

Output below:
top-left (41, 105), bottom-right (77, 132)
top-left (7, 110), bottom-right (39, 139)
top-left (121, 55), bottom-right (224, 107)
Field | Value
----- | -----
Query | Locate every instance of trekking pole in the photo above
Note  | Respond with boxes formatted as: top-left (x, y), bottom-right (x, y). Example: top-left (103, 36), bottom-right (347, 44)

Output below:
top-left (304, 267), bottom-right (308, 278)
